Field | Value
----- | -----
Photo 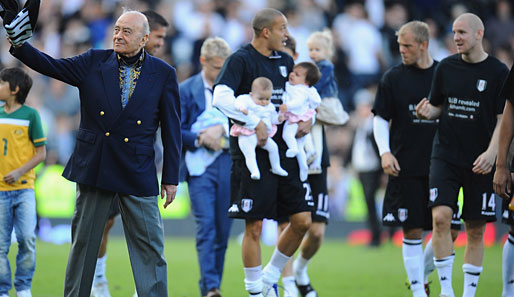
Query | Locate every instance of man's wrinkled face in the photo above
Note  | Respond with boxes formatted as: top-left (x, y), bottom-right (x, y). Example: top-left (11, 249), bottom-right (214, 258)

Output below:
top-left (113, 13), bottom-right (148, 57)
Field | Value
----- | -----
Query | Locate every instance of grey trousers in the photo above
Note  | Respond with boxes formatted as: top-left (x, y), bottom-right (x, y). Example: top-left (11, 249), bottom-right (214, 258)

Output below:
top-left (64, 184), bottom-right (167, 297)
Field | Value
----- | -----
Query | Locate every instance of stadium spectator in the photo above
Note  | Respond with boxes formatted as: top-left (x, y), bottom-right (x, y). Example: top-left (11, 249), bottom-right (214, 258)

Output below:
top-left (416, 13), bottom-right (508, 297)
top-left (425, 18), bottom-right (451, 62)
top-left (485, 0), bottom-right (514, 55)
top-left (9, 9), bottom-right (181, 297)
top-left (0, 67), bottom-right (46, 297)
top-left (179, 36), bottom-right (233, 297)
top-left (213, 8), bottom-right (312, 297)
top-left (352, 86), bottom-right (382, 247)
top-left (332, 1), bottom-right (384, 111)
top-left (380, 2), bottom-right (409, 67)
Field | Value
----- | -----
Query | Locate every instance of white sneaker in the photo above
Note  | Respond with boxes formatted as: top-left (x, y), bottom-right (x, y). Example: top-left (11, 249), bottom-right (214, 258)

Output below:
top-left (132, 290), bottom-right (138, 297)
top-left (262, 282), bottom-right (279, 297)
top-left (91, 282), bottom-right (111, 297)
top-left (16, 290), bottom-right (32, 297)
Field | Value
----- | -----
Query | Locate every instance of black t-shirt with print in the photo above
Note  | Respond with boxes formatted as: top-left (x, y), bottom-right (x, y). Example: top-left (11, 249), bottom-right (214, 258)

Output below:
top-left (373, 62), bottom-right (439, 177)
top-left (500, 64), bottom-right (514, 106)
top-left (215, 43), bottom-right (295, 160)
top-left (429, 54), bottom-right (509, 168)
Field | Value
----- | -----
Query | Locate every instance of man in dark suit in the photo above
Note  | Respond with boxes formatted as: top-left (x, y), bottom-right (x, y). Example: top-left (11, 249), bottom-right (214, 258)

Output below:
top-left (8, 10), bottom-right (181, 297)
top-left (179, 37), bottom-right (232, 297)
top-left (91, 10), bottom-right (171, 297)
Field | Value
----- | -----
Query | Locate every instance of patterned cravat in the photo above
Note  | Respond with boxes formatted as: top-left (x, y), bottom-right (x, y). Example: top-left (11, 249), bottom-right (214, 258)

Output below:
top-left (118, 51), bottom-right (145, 108)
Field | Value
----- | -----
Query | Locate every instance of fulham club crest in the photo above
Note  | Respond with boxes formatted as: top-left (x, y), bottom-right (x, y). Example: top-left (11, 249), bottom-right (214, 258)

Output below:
top-left (279, 66), bottom-right (288, 78)
top-left (430, 188), bottom-right (438, 202)
top-left (241, 199), bottom-right (253, 213)
top-left (398, 208), bottom-right (408, 222)
top-left (476, 79), bottom-right (487, 92)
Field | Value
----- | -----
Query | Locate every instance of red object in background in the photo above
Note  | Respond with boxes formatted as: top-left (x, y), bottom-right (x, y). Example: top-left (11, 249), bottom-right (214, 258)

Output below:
top-left (347, 229), bottom-right (372, 246)
top-left (347, 223), bottom-right (498, 247)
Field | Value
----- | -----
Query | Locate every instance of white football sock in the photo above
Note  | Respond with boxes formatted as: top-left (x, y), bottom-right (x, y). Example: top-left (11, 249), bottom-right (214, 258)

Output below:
top-left (503, 233), bottom-right (514, 297)
top-left (282, 275), bottom-right (295, 285)
top-left (403, 238), bottom-right (426, 297)
top-left (263, 249), bottom-right (290, 285)
top-left (244, 265), bottom-right (263, 295)
top-left (293, 255), bottom-right (311, 286)
top-left (423, 238), bottom-right (435, 284)
top-left (462, 263), bottom-right (482, 297)
top-left (93, 254), bottom-right (107, 285)
top-left (434, 253), bottom-right (455, 297)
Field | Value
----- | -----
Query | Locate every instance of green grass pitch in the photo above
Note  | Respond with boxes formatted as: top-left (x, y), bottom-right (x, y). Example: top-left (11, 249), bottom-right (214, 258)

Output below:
top-left (5, 237), bottom-right (503, 296)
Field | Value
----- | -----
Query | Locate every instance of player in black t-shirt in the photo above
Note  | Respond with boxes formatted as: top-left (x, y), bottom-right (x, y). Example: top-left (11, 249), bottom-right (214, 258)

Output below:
top-left (493, 64), bottom-right (514, 297)
top-left (212, 8), bottom-right (312, 297)
top-left (416, 13), bottom-right (509, 297)
top-left (373, 21), bottom-right (459, 297)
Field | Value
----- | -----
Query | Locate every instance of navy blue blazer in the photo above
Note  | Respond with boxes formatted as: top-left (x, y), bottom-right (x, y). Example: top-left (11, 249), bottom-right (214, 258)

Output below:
top-left (179, 73), bottom-right (206, 182)
top-left (11, 43), bottom-right (182, 197)
top-left (179, 72), bottom-right (231, 182)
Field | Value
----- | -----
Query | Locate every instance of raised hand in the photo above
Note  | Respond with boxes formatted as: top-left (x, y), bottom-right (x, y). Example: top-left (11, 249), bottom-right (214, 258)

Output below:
top-left (3, 0), bottom-right (40, 46)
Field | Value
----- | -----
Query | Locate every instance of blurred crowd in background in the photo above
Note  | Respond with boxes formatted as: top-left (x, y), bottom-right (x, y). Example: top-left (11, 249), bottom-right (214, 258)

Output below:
top-left (2, 0), bottom-right (514, 222)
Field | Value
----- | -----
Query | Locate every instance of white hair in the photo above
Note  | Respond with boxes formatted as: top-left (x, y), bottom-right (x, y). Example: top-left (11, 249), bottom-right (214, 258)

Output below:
top-left (120, 8), bottom-right (150, 36)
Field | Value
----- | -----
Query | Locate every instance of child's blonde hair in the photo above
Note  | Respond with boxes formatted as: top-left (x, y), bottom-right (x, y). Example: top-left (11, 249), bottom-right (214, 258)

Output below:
top-left (307, 29), bottom-right (334, 59)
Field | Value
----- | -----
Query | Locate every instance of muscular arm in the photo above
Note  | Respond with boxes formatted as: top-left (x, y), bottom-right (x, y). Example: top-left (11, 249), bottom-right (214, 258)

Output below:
top-left (3, 145), bottom-right (46, 184)
top-left (494, 101), bottom-right (514, 198)
top-left (496, 103), bottom-right (514, 169)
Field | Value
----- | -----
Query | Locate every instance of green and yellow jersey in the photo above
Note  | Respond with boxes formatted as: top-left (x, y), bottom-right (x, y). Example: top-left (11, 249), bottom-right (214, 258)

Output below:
top-left (0, 105), bottom-right (46, 191)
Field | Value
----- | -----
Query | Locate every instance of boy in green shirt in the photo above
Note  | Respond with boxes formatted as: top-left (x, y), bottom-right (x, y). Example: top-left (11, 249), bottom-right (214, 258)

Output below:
top-left (0, 67), bottom-right (46, 297)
